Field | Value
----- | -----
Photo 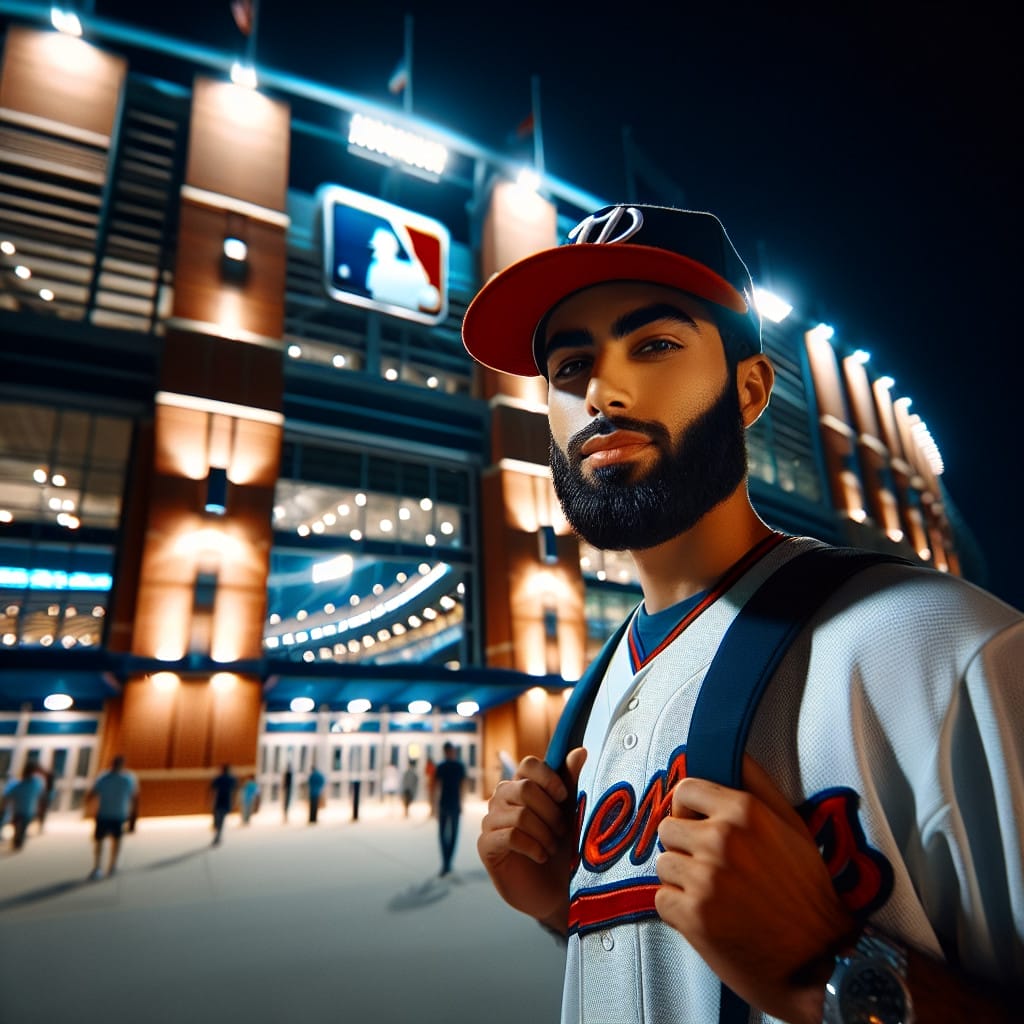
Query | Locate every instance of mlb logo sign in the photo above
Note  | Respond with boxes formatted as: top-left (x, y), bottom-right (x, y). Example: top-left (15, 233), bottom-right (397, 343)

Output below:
top-left (319, 185), bottom-right (449, 326)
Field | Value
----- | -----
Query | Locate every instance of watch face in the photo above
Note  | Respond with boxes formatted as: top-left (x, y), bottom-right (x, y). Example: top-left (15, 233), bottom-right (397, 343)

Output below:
top-left (839, 959), bottom-right (909, 1024)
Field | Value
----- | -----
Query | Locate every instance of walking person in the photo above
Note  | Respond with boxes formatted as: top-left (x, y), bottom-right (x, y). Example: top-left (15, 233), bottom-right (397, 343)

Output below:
top-left (430, 741), bottom-right (466, 877)
top-left (281, 766), bottom-right (293, 823)
top-left (240, 775), bottom-right (260, 825)
top-left (307, 763), bottom-right (325, 824)
top-left (466, 203), bottom-right (1023, 1022)
top-left (400, 761), bottom-right (418, 818)
top-left (3, 761), bottom-right (45, 851)
top-left (210, 763), bottom-right (237, 845)
top-left (87, 754), bottom-right (138, 879)
top-left (32, 764), bottom-right (55, 835)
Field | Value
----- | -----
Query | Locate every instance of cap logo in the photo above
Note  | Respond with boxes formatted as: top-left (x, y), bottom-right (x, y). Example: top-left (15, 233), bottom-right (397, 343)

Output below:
top-left (568, 206), bottom-right (644, 246)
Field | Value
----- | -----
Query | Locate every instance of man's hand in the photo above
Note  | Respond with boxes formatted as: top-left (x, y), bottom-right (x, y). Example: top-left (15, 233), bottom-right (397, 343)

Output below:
top-left (655, 755), bottom-right (855, 1024)
top-left (477, 747), bottom-right (586, 934)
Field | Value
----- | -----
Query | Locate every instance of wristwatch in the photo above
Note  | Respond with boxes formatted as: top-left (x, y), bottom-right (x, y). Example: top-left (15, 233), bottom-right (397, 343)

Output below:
top-left (822, 925), bottom-right (914, 1024)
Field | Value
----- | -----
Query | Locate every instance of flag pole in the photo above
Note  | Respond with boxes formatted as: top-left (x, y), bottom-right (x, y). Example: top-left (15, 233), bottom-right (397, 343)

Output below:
top-left (622, 124), bottom-right (637, 202)
top-left (403, 13), bottom-right (414, 114)
top-left (246, 0), bottom-right (261, 67)
top-left (530, 74), bottom-right (545, 178)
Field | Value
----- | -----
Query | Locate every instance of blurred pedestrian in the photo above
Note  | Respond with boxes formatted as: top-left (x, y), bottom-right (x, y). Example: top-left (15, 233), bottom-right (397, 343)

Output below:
top-left (210, 763), bottom-right (237, 845)
top-left (87, 754), bottom-right (138, 879)
top-left (430, 742), bottom-right (466, 877)
top-left (240, 775), bottom-right (260, 824)
top-left (424, 755), bottom-right (437, 818)
top-left (33, 764), bottom-right (55, 834)
top-left (400, 761), bottom-right (418, 818)
top-left (3, 761), bottom-right (45, 851)
top-left (282, 766), bottom-right (293, 823)
top-left (307, 763), bottom-right (325, 824)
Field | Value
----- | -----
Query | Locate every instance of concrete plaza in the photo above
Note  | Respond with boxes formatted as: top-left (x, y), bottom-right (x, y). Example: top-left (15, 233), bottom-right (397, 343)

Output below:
top-left (0, 799), bottom-right (566, 1024)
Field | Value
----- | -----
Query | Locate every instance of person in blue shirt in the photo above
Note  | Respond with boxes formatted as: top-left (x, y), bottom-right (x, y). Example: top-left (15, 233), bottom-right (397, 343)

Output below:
top-left (210, 764), bottom-right (237, 846)
top-left (3, 761), bottom-right (45, 851)
top-left (87, 754), bottom-right (138, 878)
top-left (430, 742), bottom-right (466, 877)
top-left (307, 764), bottom-right (325, 824)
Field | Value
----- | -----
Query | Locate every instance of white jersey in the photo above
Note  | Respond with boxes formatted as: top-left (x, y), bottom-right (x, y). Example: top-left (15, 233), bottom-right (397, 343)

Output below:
top-left (560, 535), bottom-right (1024, 1024)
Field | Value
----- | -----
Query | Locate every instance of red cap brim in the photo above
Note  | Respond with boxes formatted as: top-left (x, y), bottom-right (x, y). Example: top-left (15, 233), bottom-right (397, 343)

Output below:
top-left (462, 243), bottom-right (750, 377)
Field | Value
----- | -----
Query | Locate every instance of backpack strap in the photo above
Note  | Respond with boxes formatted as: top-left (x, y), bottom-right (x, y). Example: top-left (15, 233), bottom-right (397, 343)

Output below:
top-left (684, 545), bottom-right (910, 1024)
top-left (545, 610), bottom-right (634, 771)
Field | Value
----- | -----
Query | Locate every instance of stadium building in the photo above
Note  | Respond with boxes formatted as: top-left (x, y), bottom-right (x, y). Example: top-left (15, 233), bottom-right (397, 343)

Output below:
top-left (0, 7), bottom-right (974, 818)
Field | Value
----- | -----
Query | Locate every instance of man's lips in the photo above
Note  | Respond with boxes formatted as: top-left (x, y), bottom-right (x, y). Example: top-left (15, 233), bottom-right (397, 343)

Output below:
top-left (579, 431), bottom-right (654, 466)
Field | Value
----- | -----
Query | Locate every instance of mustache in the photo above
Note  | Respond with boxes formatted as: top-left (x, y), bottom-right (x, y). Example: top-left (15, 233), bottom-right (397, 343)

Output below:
top-left (565, 415), bottom-right (672, 462)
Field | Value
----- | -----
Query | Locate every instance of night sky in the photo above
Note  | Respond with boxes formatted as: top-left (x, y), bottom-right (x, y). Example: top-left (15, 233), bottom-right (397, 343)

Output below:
top-left (41, 2), bottom-right (1024, 608)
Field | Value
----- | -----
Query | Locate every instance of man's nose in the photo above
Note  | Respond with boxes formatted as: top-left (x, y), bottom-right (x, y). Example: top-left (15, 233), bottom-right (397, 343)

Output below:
top-left (585, 356), bottom-right (632, 418)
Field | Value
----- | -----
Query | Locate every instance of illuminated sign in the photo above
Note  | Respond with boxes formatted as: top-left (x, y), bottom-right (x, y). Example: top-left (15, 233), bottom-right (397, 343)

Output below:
top-left (320, 184), bottom-right (449, 326)
top-left (0, 567), bottom-right (112, 590)
top-left (347, 113), bottom-right (448, 177)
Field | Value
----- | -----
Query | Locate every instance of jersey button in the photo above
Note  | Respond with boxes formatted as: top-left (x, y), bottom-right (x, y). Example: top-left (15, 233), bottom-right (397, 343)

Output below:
top-left (623, 733), bottom-right (638, 750)
top-left (600, 931), bottom-right (615, 951)
top-left (627, 697), bottom-right (639, 711)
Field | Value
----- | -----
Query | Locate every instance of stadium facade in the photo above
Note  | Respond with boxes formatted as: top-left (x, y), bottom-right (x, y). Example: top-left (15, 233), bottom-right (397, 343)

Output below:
top-left (0, 8), bottom-right (972, 817)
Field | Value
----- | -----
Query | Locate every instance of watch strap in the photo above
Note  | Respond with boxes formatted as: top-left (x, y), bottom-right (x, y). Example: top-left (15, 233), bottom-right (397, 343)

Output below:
top-left (852, 924), bottom-right (908, 977)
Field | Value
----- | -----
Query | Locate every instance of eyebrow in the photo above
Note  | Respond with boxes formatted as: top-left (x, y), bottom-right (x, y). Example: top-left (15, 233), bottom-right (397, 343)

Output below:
top-left (543, 303), bottom-right (700, 363)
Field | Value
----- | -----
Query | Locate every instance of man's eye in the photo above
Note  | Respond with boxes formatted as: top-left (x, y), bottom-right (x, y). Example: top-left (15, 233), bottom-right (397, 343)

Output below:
top-left (636, 337), bottom-right (679, 354)
top-left (550, 356), bottom-right (589, 380)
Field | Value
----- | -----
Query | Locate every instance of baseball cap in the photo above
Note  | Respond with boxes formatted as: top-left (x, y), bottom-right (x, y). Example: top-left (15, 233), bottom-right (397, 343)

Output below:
top-left (462, 204), bottom-right (762, 377)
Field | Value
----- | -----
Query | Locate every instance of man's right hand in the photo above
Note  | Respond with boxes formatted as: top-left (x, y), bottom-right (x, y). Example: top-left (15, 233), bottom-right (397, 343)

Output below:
top-left (477, 747), bottom-right (587, 934)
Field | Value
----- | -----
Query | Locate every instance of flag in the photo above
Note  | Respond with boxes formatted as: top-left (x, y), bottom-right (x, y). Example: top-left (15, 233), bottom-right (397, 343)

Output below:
top-left (514, 112), bottom-right (534, 140)
top-left (388, 57), bottom-right (409, 95)
top-left (230, 0), bottom-right (253, 36)
top-left (505, 112), bottom-right (534, 149)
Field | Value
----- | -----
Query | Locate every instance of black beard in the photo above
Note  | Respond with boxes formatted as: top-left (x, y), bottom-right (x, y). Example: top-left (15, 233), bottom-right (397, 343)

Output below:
top-left (548, 377), bottom-right (748, 551)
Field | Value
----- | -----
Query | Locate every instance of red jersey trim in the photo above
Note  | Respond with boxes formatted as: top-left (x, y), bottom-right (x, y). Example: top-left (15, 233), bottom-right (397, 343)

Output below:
top-left (568, 879), bottom-right (661, 936)
top-left (627, 531), bottom-right (789, 673)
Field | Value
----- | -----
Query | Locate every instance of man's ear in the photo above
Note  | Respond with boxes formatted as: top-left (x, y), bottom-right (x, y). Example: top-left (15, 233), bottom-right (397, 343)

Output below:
top-left (736, 354), bottom-right (774, 428)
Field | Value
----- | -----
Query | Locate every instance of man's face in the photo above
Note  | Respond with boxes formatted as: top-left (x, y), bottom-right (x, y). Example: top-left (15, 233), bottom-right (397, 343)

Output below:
top-left (543, 282), bottom-right (748, 551)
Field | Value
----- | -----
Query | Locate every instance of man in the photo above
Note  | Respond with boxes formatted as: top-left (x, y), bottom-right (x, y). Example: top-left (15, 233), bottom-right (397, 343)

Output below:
top-left (307, 763), bottom-right (325, 824)
top-left (465, 204), bottom-right (1023, 1023)
top-left (210, 763), bottom-right (237, 845)
top-left (3, 761), bottom-right (45, 851)
top-left (87, 754), bottom-right (138, 879)
top-left (430, 741), bottom-right (466, 876)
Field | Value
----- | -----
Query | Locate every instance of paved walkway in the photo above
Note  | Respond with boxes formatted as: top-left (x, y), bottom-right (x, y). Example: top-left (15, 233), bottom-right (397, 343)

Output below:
top-left (0, 800), bottom-right (566, 1024)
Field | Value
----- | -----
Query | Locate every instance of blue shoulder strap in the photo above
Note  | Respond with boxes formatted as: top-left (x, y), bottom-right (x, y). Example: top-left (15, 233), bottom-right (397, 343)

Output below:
top-left (685, 545), bottom-right (909, 1024)
top-left (546, 611), bottom-right (634, 770)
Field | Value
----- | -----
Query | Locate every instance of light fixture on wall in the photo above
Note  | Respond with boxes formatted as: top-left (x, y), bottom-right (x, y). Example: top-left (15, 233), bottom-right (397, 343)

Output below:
top-left (204, 467), bottom-right (229, 516)
top-left (538, 524), bottom-right (558, 565)
top-left (221, 215), bottom-right (249, 284)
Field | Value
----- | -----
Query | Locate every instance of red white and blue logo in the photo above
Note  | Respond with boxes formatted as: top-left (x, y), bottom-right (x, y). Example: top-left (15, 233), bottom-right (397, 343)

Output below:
top-left (319, 184), bottom-right (449, 326)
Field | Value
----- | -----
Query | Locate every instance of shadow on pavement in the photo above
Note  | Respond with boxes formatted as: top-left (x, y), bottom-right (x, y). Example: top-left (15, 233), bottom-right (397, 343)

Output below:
top-left (386, 867), bottom-right (492, 912)
top-left (142, 846), bottom-right (213, 871)
top-left (0, 877), bottom-right (92, 911)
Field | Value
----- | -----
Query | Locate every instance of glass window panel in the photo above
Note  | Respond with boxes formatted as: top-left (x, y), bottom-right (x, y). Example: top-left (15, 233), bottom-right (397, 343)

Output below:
top-left (75, 746), bottom-right (91, 778)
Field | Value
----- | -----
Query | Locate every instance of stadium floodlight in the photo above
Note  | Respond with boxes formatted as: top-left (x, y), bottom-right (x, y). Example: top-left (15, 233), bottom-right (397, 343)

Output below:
top-left (516, 167), bottom-right (541, 192)
top-left (50, 8), bottom-right (82, 36)
top-left (230, 62), bottom-right (258, 90)
top-left (752, 286), bottom-right (792, 323)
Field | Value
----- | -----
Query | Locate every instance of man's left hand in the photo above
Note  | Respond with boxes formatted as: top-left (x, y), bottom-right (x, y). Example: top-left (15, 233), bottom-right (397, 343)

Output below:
top-left (655, 755), bottom-right (856, 1024)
